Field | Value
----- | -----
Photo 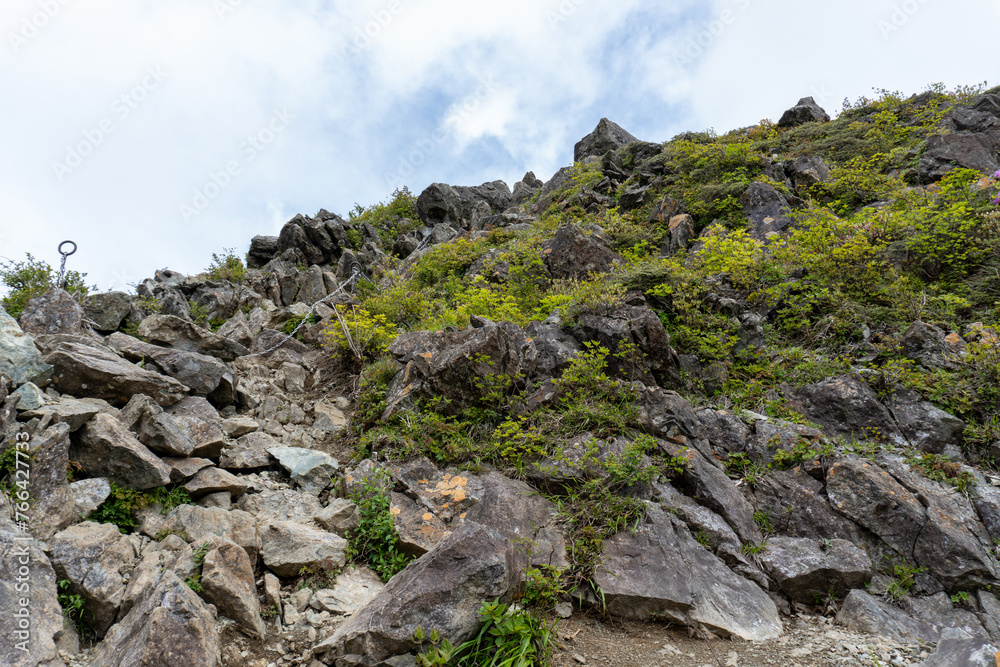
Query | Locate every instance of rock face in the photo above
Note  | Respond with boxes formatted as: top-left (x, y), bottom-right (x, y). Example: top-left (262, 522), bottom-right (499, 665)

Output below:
top-left (416, 183), bottom-right (463, 227)
top-left (19, 289), bottom-right (85, 336)
top-left (119, 394), bottom-right (197, 457)
top-left (593, 505), bottom-right (782, 641)
top-left (885, 387), bottom-right (964, 454)
top-left (199, 535), bottom-right (265, 638)
top-left (918, 133), bottom-right (1000, 182)
top-left (26, 423), bottom-right (78, 538)
top-left (314, 523), bottom-right (517, 664)
top-left (260, 521), bottom-right (348, 577)
top-left (792, 375), bottom-right (907, 446)
top-left (740, 182), bottom-right (796, 239)
top-left (89, 571), bottom-right (221, 667)
top-left (385, 319), bottom-right (524, 416)
top-left (84, 292), bottom-right (133, 332)
top-left (45, 340), bottom-right (189, 407)
top-left (571, 306), bottom-right (680, 388)
top-left (574, 118), bottom-right (639, 162)
top-left (75, 413), bottom-right (172, 490)
top-left (777, 96), bottom-right (831, 128)
top-left (0, 306), bottom-right (53, 386)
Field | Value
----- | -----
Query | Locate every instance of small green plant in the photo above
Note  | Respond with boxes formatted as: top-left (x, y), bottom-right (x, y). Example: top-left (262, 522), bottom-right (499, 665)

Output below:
top-left (882, 559), bottom-right (925, 602)
top-left (518, 565), bottom-right (566, 613)
top-left (206, 248), bottom-right (247, 283)
top-left (297, 558), bottom-right (341, 591)
top-left (0, 252), bottom-right (92, 319)
top-left (347, 469), bottom-right (415, 582)
top-left (416, 600), bottom-right (556, 667)
top-left (741, 541), bottom-right (768, 556)
top-left (57, 579), bottom-right (93, 638)
top-left (88, 483), bottom-right (192, 533)
top-left (695, 530), bottom-right (711, 548)
top-left (185, 541), bottom-right (211, 593)
top-left (261, 604), bottom-right (278, 620)
top-left (905, 452), bottom-right (976, 494)
top-left (281, 312), bottom-right (319, 335)
top-left (752, 510), bottom-right (774, 536)
top-left (950, 591), bottom-right (971, 605)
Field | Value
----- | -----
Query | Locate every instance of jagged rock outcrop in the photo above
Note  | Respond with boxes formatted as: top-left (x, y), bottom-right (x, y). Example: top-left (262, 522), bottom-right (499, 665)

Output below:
top-left (777, 96), bottom-right (831, 128)
top-left (574, 118), bottom-right (639, 162)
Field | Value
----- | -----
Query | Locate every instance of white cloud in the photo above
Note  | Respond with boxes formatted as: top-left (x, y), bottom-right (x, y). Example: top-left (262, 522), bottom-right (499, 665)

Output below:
top-left (0, 0), bottom-right (995, 294)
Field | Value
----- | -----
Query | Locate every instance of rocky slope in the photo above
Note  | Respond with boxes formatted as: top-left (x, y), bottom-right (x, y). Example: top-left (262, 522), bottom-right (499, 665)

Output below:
top-left (3, 85), bottom-right (1000, 667)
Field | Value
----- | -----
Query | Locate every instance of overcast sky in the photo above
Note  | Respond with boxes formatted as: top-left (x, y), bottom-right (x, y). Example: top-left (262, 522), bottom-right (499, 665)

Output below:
top-left (0, 0), bottom-right (996, 295)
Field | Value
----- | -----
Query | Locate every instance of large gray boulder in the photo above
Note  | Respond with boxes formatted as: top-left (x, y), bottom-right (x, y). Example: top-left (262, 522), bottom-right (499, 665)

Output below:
top-left (415, 183), bottom-right (466, 227)
top-left (267, 446), bottom-right (339, 496)
top-left (25, 423), bottom-right (77, 539)
top-left (885, 387), bottom-right (965, 454)
top-left (247, 235), bottom-right (279, 268)
top-left (119, 394), bottom-right (197, 457)
top-left (739, 182), bottom-right (796, 239)
top-left (89, 571), bottom-right (220, 667)
top-left (0, 306), bottom-right (53, 386)
top-left (149, 506), bottom-right (260, 564)
top-left (137, 315), bottom-right (248, 362)
top-left (919, 639), bottom-right (1000, 667)
top-left (918, 133), bottom-right (1000, 182)
top-left (570, 307), bottom-right (681, 388)
top-left (47, 522), bottom-right (137, 637)
top-left (593, 505), bottom-right (781, 641)
top-left (19, 289), bottom-right (85, 336)
top-left (777, 96), bottom-right (830, 128)
top-left (74, 413), bottom-right (172, 490)
top-left (313, 523), bottom-right (517, 665)
top-left (45, 340), bottom-right (189, 407)
top-left (541, 224), bottom-right (623, 279)
top-left (758, 537), bottom-right (872, 603)
top-left (785, 155), bottom-right (831, 192)
top-left (260, 521), bottom-right (348, 577)
top-left (836, 590), bottom-right (941, 643)
top-left (199, 535), bottom-right (265, 638)
top-left (574, 118), bottom-right (639, 162)
top-left (108, 333), bottom-right (236, 405)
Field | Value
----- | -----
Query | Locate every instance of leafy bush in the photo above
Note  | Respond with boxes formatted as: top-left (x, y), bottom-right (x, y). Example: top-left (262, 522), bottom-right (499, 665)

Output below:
top-left (323, 306), bottom-right (398, 361)
top-left (88, 483), bottom-right (192, 533)
top-left (0, 253), bottom-right (92, 319)
top-left (206, 248), bottom-right (247, 283)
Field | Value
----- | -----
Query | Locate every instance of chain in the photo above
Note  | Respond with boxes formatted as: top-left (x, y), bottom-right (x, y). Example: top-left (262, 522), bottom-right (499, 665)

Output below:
top-left (243, 267), bottom-right (363, 358)
top-left (56, 241), bottom-right (77, 289)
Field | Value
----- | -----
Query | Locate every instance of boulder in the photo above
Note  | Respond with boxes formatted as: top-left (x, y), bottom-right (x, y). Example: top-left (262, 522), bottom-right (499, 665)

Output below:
top-left (313, 523), bottom-right (516, 664)
top-left (260, 521), bottom-right (348, 577)
top-left (166, 397), bottom-right (227, 459)
top-left (570, 306), bottom-right (681, 388)
top-left (19, 396), bottom-right (109, 432)
top-left (739, 181), bottom-right (796, 239)
top-left (593, 505), bottom-right (781, 641)
top-left (268, 446), bottom-right (339, 495)
top-left (836, 590), bottom-right (940, 643)
top-left (74, 413), bottom-right (172, 490)
top-left (216, 311), bottom-right (254, 349)
top-left (45, 341), bottom-right (189, 407)
top-left (220, 432), bottom-right (277, 469)
top-left (12, 382), bottom-right (46, 410)
top-left (309, 566), bottom-right (385, 616)
top-left (118, 536), bottom-right (196, 620)
top-left (0, 306), bottom-right (53, 386)
top-left (541, 225), bottom-right (623, 279)
top-left (777, 96), bottom-right (831, 128)
top-left (389, 491), bottom-right (450, 555)
top-left (633, 385), bottom-right (710, 457)
top-left (160, 457), bottom-right (214, 483)
top-left (47, 522), bottom-right (137, 636)
top-left (70, 477), bottom-right (111, 517)
top-left (758, 537), bottom-right (872, 603)
top-left (918, 133), bottom-right (1000, 182)
top-left (83, 292), bottom-right (132, 332)
top-left (137, 315), bottom-right (249, 362)
top-left (89, 571), bottom-right (220, 667)
top-left (574, 118), bottom-right (639, 162)
top-left (524, 319), bottom-right (581, 379)
top-left (118, 394), bottom-right (197, 457)
top-left (791, 374), bottom-right (907, 446)
top-left (384, 320), bottom-right (523, 417)
top-left (182, 467), bottom-right (248, 500)
top-left (199, 535), bottom-right (265, 638)
top-left (663, 213), bottom-right (696, 254)
top-left (919, 638), bottom-right (1000, 667)
top-left (315, 498), bottom-right (361, 537)
top-left (236, 489), bottom-right (324, 525)
top-left (0, 509), bottom-right (64, 667)
top-left (416, 183), bottom-right (463, 227)
top-left (221, 415), bottom-right (259, 438)
top-left (696, 409), bottom-right (751, 456)
top-left (886, 387), bottom-right (965, 454)
top-left (785, 155), bottom-right (831, 192)
top-left (19, 289), bottom-right (85, 336)
top-left (901, 321), bottom-right (965, 371)
top-left (108, 333), bottom-right (236, 405)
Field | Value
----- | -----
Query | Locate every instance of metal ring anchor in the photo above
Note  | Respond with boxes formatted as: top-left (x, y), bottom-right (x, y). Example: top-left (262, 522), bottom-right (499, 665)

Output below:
top-left (58, 241), bottom-right (77, 257)
top-left (56, 240), bottom-right (77, 289)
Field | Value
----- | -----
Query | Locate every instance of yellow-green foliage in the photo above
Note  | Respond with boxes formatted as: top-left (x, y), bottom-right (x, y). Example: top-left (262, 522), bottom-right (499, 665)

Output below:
top-left (349, 187), bottom-right (420, 245)
top-left (412, 237), bottom-right (489, 288)
top-left (323, 306), bottom-right (398, 360)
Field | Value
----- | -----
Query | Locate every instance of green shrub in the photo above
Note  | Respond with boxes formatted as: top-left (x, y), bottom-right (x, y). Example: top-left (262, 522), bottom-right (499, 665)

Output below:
top-left (323, 306), bottom-right (398, 361)
top-left (206, 248), bottom-right (247, 283)
top-left (88, 483), bottom-right (192, 533)
top-left (347, 470), bottom-right (415, 582)
top-left (0, 253), bottom-right (92, 319)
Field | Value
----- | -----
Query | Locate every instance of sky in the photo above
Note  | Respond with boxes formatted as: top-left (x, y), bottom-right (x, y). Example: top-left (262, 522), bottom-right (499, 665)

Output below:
top-left (0, 0), bottom-right (997, 295)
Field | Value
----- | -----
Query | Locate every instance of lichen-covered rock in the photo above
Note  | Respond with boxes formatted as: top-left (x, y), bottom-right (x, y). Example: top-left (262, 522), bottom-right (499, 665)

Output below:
top-left (0, 306), bottom-right (54, 386)
top-left (19, 289), bottom-right (85, 336)
top-left (758, 537), bottom-right (872, 603)
top-left (74, 413), bottom-right (172, 490)
top-left (542, 224), bottom-right (623, 279)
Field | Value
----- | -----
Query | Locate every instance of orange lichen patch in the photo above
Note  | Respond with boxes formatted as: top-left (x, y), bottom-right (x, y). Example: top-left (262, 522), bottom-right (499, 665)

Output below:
top-left (459, 512), bottom-right (467, 519)
top-left (422, 513), bottom-right (434, 523)
top-left (944, 333), bottom-right (964, 347)
top-left (390, 506), bottom-right (401, 516)
top-left (428, 475), bottom-right (469, 503)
